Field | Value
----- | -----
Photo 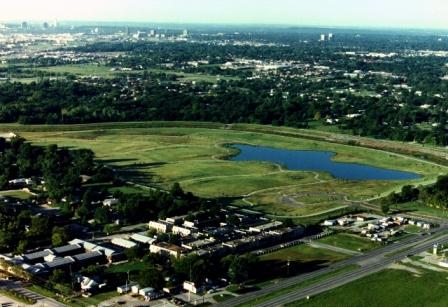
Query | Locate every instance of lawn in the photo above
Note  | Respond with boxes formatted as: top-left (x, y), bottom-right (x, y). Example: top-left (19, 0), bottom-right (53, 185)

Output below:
top-left (288, 268), bottom-right (448, 307)
top-left (236, 265), bottom-right (359, 307)
top-left (260, 244), bottom-right (350, 264)
top-left (0, 121), bottom-right (443, 218)
top-left (0, 190), bottom-right (33, 200)
top-left (35, 64), bottom-right (126, 78)
top-left (318, 233), bottom-right (378, 252)
top-left (106, 261), bottom-right (147, 274)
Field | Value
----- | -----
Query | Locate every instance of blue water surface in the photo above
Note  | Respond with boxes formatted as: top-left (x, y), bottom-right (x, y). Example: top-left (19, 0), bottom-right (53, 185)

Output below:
top-left (230, 144), bottom-right (420, 181)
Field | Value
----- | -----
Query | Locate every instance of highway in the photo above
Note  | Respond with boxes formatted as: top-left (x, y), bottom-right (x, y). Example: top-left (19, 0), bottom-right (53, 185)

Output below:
top-left (219, 226), bottom-right (448, 307)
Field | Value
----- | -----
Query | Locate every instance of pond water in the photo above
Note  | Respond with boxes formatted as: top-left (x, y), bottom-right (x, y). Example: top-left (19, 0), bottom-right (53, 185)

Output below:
top-left (230, 144), bottom-right (420, 181)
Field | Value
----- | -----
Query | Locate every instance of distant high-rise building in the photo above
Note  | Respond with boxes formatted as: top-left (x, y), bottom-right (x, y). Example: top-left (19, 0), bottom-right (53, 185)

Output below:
top-left (42, 22), bottom-right (49, 29)
top-left (52, 20), bottom-right (59, 28)
top-left (328, 33), bottom-right (334, 40)
top-left (182, 29), bottom-right (189, 37)
top-left (320, 34), bottom-right (326, 41)
top-left (125, 26), bottom-right (130, 36)
top-left (149, 29), bottom-right (155, 37)
top-left (21, 21), bottom-right (28, 29)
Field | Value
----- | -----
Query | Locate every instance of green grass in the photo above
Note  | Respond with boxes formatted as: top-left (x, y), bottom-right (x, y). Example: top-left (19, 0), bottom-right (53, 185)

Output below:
top-left (27, 285), bottom-right (119, 307)
top-left (0, 122), bottom-right (443, 217)
top-left (393, 202), bottom-right (448, 219)
top-left (260, 244), bottom-right (350, 264)
top-left (106, 261), bottom-right (147, 274)
top-left (71, 291), bottom-right (120, 307)
top-left (36, 64), bottom-right (126, 78)
top-left (0, 190), bottom-right (33, 200)
top-left (213, 293), bottom-right (237, 302)
top-left (318, 233), bottom-right (378, 252)
top-left (288, 268), bottom-right (448, 307)
top-left (236, 265), bottom-right (359, 307)
top-left (0, 288), bottom-right (37, 305)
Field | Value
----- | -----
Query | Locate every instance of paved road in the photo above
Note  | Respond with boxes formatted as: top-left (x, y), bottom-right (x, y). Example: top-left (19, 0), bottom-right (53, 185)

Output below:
top-left (256, 231), bottom-right (448, 307)
top-left (219, 226), bottom-right (448, 307)
top-left (0, 280), bottom-right (65, 307)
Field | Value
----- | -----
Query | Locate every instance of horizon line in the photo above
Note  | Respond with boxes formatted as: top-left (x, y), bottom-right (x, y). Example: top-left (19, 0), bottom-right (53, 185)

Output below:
top-left (2, 19), bottom-right (448, 32)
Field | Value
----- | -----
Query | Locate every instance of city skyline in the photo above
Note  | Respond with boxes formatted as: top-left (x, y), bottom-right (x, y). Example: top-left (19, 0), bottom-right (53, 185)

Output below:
top-left (1, 0), bottom-right (448, 30)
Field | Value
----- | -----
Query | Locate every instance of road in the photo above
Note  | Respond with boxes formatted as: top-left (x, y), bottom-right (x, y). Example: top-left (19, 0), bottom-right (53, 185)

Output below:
top-left (219, 226), bottom-right (448, 307)
top-left (0, 280), bottom-right (65, 307)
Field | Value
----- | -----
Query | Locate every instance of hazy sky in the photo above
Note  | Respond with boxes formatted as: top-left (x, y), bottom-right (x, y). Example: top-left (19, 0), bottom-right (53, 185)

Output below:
top-left (2, 0), bottom-right (448, 29)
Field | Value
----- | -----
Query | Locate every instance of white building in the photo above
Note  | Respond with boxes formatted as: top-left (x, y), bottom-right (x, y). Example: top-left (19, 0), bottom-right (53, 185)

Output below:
top-left (148, 220), bottom-right (173, 233)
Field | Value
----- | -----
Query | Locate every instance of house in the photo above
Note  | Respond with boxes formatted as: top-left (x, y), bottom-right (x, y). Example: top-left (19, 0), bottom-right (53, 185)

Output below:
top-left (80, 276), bottom-right (99, 292)
top-left (148, 220), bottom-right (173, 233)
top-left (103, 198), bottom-right (119, 207)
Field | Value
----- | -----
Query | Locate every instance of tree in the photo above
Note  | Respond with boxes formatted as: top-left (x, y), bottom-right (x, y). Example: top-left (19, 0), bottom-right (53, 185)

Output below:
top-left (27, 216), bottom-right (50, 238)
top-left (228, 256), bottom-right (249, 285)
top-left (50, 269), bottom-right (70, 285)
top-left (52, 226), bottom-right (70, 247)
top-left (94, 207), bottom-right (110, 224)
top-left (138, 266), bottom-right (165, 290)
top-left (170, 182), bottom-right (185, 198)
top-left (381, 203), bottom-right (390, 215)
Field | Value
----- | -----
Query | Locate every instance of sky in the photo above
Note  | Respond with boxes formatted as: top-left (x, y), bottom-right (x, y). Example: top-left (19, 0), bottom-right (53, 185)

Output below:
top-left (1, 0), bottom-right (448, 29)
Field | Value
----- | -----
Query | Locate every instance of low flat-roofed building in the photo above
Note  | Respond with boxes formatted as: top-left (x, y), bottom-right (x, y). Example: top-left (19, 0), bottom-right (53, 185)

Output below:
top-left (148, 220), bottom-right (173, 233)
top-left (111, 238), bottom-right (137, 249)
top-left (20, 250), bottom-right (53, 264)
top-left (182, 238), bottom-right (215, 250)
top-left (72, 251), bottom-right (104, 266)
top-left (150, 242), bottom-right (187, 258)
top-left (52, 244), bottom-right (84, 257)
top-left (172, 225), bottom-right (197, 237)
top-left (39, 257), bottom-right (75, 271)
top-left (249, 221), bottom-right (283, 233)
top-left (131, 233), bottom-right (156, 245)
top-left (117, 282), bottom-right (138, 294)
top-left (165, 215), bottom-right (187, 225)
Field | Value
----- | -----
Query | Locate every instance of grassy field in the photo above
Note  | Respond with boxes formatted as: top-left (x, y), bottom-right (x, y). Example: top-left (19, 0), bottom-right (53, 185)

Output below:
top-left (288, 268), bottom-right (448, 307)
top-left (237, 265), bottom-right (359, 307)
top-left (0, 189), bottom-right (33, 200)
top-left (318, 233), bottom-right (378, 252)
top-left (247, 244), bottom-right (350, 289)
top-left (36, 64), bottom-right (126, 78)
top-left (260, 244), bottom-right (350, 264)
top-left (0, 122), bottom-right (444, 218)
top-left (32, 64), bottom-right (236, 83)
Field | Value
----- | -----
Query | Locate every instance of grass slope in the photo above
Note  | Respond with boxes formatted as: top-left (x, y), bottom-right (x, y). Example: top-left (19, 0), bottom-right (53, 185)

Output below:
top-left (0, 122), bottom-right (443, 218)
top-left (289, 268), bottom-right (448, 307)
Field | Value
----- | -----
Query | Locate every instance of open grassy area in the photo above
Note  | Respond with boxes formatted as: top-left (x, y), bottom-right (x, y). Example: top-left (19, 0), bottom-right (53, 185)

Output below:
top-left (288, 268), bottom-right (448, 307)
top-left (253, 244), bottom-right (350, 282)
top-left (237, 264), bottom-right (359, 307)
top-left (0, 189), bottom-right (33, 200)
top-left (36, 64), bottom-right (127, 78)
top-left (0, 122), bottom-right (444, 218)
top-left (318, 233), bottom-right (378, 252)
top-left (106, 261), bottom-right (147, 274)
top-left (260, 244), bottom-right (350, 264)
